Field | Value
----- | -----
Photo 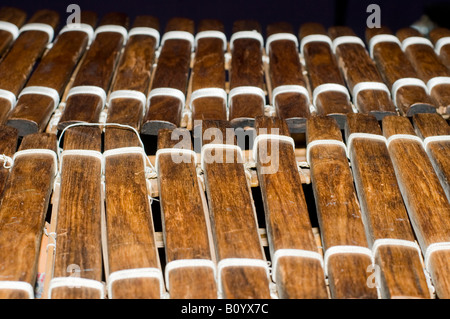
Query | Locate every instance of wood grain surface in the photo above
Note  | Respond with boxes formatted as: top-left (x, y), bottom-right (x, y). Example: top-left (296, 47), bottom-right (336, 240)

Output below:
top-left (0, 125), bottom-right (18, 198)
top-left (0, 7), bottom-right (27, 60)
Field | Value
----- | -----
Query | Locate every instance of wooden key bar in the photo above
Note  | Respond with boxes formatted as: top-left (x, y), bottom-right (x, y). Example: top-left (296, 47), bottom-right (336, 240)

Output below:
top-left (57, 13), bottom-right (128, 130)
top-left (0, 133), bottom-right (57, 299)
top-left (0, 7), bottom-right (27, 59)
top-left (382, 115), bottom-right (450, 298)
top-left (201, 120), bottom-right (270, 298)
top-left (157, 128), bottom-right (217, 299)
top-left (50, 126), bottom-right (103, 299)
top-left (190, 19), bottom-right (227, 124)
top-left (430, 27), bottom-right (450, 70)
top-left (397, 27), bottom-right (450, 113)
top-left (307, 115), bottom-right (377, 299)
top-left (7, 12), bottom-right (98, 136)
top-left (366, 26), bottom-right (436, 116)
top-left (265, 22), bottom-right (310, 133)
top-left (345, 113), bottom-right (431, 299)
top-left (0, 9), bottom-right (59, 124)
top-left (413, 113), bottom-right (450, 202)
top-left (228, 20), bottom-right (265, 128)
top-left (299, 23), bottom-right (353, 128)
top-left (254, 116), bottom-right (328, 299)
top-left (328, 26), bottom-right (396, 119)
top-left (141, 17), bottom-right (194, 135)
top-left (0, 125), bottom-right (18, 198)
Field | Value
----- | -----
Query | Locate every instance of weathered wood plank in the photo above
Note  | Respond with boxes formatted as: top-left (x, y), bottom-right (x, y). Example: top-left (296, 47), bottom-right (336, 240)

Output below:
top-left (0, 125), bottom-right (18, 198)
top-left (0, 7), bottom-right (27, 60)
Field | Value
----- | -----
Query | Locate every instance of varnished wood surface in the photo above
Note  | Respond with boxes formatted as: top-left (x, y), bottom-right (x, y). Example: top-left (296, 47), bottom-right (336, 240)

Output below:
top-left (430, 27), bottom-right (450, 70)
top-left (345, 113), bottom-right (430, 299)
top-left (201, 120), bottom-right (270, 298)
top-left (266, 23), bottom-right (310, 132)
top-left (57, 13), bottom-right (129, 130)
top-left (397, 27), bottom-right (450, 113)
top-left (0, 125), bottom-right (18, 198)
top-left (7, 12), bottom-right (97, 136)
top-left (51, 126), bottom-right (103, 299)
top-left (0, 7), bottom-right (27, 60)
top-left (0, 9), bottom-right (59, 124)
top-left (299, 23), bottom-right (353, 128)
top-left (190, 20), bottom-right (227, 124)
top-left (382, 115), bottom-right (450, 298)
top-left (366, 26), bottom-right (436, 116)
top-left (228, 20), bottom-right (265, 128)
top-left (328, 26), bottom-right (396, 119)
top-left (157, 128), bottom-right (217, 298)
top-left (255, 116), bottom-right (327, 299)
top-left (307, 115), bottom-right (376, 299)
top-left (141, 17), bottom-right (194, 135)
top-left (0, 133), bottom-right (56, 299)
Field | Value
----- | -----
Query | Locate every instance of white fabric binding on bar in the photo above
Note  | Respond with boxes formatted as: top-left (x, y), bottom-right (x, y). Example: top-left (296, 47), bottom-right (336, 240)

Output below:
top-left (19, 23), bottom-right (54, 43)
top-left (155, 148), bottom-right (197, 172)
top-left (371, 238), bottom-right (421, 259)
top-left (252, 134), bottom-right (295, 163)
top-left (147, 87), bottom-right (186, 109)
top-left (312, 83), bottom-right (350, 108)
top-left (190, 88), bottom-right (227, 109)
top-left (108, 90), bottom-right (147, 115)
top-left (19, 86), bottom-right (60, 110)
top-left (103, 146), bottom-right (148, 169)
top-left (107, 268), bottom-right (164, 298)
top-left (368, 34), bottom-right (401, 58)
top-left (401, 36), bottom-right (433, 52)
top-left (161, 31), bottom-right (195, 50)
top-left (423, 135), bottom-right (450, 151)
top-left (306, 139), bottom-right (347, 165)
top-left (0, 21), bottom-right (19, 40)
top-left (352, 82), bottom-right (391, 110)
top-left (0, 89), bottom-right (16, 109)
top-left (332, 35), bottom-right (365, 54)
top-left (271, 249), bottom-right (324, 283)
top-left (94, 25), bottom-right (128, 45)
top-left (66, 85), bottom-right (107, 107)
top-left (434, 37), bottom-right (450, 55)
top-left (59, 23), bottom-right (95, 45)
top-left (386, 134), bottom-right (423, 149)
top-left (128, 27), bottom-right (160, 48)
top-left (272, 85), bottom-right (310, 107)
top-left (391, 78), bottom-right (428, 107)
top-left (60, 149), bottom-right (103, 173)
top-left (300, 34), bottom-right (332, 54)
top-left (13, 149), bottom-right (58, 176)
top-left (48, 277), bottom-right (105, 299)
top-left (424, 242), bottom-right (450, 272)
top-left (323, 245), bottom-right (372, 276)
top-left (201, 144), bottom-right (243, 171)
top-left (427, 76), bottom-right (450, 94)
top-left (0, 281), bottom-right (34, 299)
top-left (346, 133), bottom-right (387, 159)
top-left (164, 259), bottom-right (216, 291)
top-left (228, 86), bottom-right (266, 107)
top-left (265, 33), bottom-right (298, 55)
top-left (229, 30), bottom-right (264, 51)
top-left (195, 31), bottom-right (227, 51)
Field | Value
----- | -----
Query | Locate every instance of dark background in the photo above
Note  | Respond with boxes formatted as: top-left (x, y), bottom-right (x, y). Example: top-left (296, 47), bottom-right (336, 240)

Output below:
top-left (3, 0), bottom-right (450, 38)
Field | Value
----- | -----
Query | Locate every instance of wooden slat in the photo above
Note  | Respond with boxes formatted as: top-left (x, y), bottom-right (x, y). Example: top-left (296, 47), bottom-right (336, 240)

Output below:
top-left (51, 126), bottom-right (103, 299)
top-left (0, 7), bottom-right (27, 60)
top-left (190, 19), bottom-right (227, 124)
top-left (201, 120), bottom-right (270, 298)
top-left (366, 26), bottom-right (436, 116)
top-left (429, 27), bottom-right (450, 72)
top-left (328, 26), bottom-right (396, 119)
top-left (57, 13), bottom-right (128, 130)
top-left (157, 128), bottom-right (217, 298)
top-left (307, 115), bottom-right (377, 299)
top-left (0, 125), bottom-right (18, 198)
top-left (254, 116), bottom-right (328, 299)
top-left (141, 17), bottom-right (194, 135)
top-left (0, 9), bottom-right (59, 124)
top-left (0, 133), bottom-right (57, 299)
top-left (266, 22), bottom-right (310, 133)
top-left (413, 113), bottom-right (450, 202)
top-left (299, 23), bottom-right (353, 128)
top-left (345, 113), bottom-right (431, 299)
top-left (397, 27), bottom-right (450, 113)
top-left (228, 20), bottom-right (265, 128)
top-left (6, 12), bottom-right (98, 136)
top-left (382, 115), bottom-right (450, 298)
